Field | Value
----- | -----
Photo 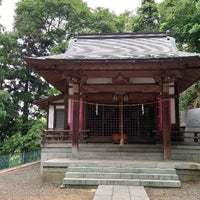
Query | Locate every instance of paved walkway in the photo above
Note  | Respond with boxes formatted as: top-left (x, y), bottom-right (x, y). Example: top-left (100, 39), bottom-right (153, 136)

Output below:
top-left (93, 185), bottom-right (149, 200)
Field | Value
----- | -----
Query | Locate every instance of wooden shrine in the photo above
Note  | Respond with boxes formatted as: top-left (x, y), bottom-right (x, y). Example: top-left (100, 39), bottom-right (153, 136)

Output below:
top-left (25, 32), bottom-right (200, 159)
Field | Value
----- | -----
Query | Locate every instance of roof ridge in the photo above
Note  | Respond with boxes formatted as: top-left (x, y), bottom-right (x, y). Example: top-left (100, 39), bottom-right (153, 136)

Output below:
top-left (76, 32), bottom-right (167, 40)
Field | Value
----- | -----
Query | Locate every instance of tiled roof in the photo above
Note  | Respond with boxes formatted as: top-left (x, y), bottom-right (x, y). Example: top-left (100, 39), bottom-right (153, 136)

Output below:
top-left (41, 32), bottom-right (199, 60)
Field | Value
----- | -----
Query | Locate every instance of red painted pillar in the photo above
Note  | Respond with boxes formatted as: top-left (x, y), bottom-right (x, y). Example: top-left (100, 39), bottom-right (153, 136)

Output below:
top-left (79, 97), bottom-right (83, 130)
top-left (72, 84), bottom-right (80, 159)
top-left (162, 83), bottom-right (171, 160)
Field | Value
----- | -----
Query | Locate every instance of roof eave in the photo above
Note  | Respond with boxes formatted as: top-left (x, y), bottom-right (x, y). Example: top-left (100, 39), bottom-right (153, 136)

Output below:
top-left (25, 55), bottom-right (200, 65)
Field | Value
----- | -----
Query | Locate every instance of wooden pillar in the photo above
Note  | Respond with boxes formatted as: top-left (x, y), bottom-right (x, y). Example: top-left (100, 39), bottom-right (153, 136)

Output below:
top-left (64, 94), bottom-right (69, 130)
top-left (119, 95), bottom-right (124, 145)
top-left (162, 83), bottom-right (171, 160)
top-left (64, 81), bottom-right (69, 130)
top-left (72, 83), bottom-right (80, 159)
top-left (174, 82), bottom-right (180, 130)
top-left (83, 95), bottom-right (87, 130)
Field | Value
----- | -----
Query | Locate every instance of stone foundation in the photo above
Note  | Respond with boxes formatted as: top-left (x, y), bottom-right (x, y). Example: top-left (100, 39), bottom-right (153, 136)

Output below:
top-left (171, 145), bottom-right (200, 163)
top-left (40, 144), bottom-right (200, 185)
top-left (41, 143), bottom-right (72, 162)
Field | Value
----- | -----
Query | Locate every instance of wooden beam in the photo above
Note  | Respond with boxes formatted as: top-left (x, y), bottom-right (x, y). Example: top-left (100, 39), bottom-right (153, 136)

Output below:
top-left (29, 57), bottom-right (194, 71)
top-left (86, 93), bottom-right (157, 102)
top-left (72, 84), bottom-right (80, 159)
top-left (62, 70), bottom-right (163, 78)
top-left (61, 69), bottom-right (183, 79)
top-left (81, 84), bottom-right (162, 94)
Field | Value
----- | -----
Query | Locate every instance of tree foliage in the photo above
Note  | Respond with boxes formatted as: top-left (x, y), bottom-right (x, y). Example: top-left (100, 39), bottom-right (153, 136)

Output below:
top-left (89, 8), bottom-right (124, 33)
top-left (132, 0), bottom-right (160, 32)
top-left (158, 0), bottom-right (200, 109)
top-left (15, 0), bottom-right (92, 55)
top-left (118, 11), bottom-right (134, 32)
top-left (0, 90), bottom-right (10, 128)
top-left (159, 0), bottom-right (200, 52)
top-left (0, 119), bottom-right (46, 155)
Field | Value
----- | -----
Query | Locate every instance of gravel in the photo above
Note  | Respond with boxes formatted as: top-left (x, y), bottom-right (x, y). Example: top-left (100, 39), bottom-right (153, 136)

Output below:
top-left (0, 163), bottom-right (95, 200)
top-left (146, 181), bottom-right (200, 200)
top-left (0, 162), bottom-right (200, 200)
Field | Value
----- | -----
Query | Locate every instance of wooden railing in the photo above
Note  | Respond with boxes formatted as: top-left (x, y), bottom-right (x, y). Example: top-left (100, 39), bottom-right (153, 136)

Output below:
top-left (41, 129), bottom-right (200, 145)
top-left (153, 130), bottom-right (200, 144)
top-left (41, 129), bottom-right (90, 145)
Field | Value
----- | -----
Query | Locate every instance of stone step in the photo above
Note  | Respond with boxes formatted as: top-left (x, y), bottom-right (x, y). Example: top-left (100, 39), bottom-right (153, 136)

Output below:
top-left (63, 164), bottom-right (181, 188)
top-left (66, 172), bottom-right (179, 180)
top-left (67, 167), bottom-right (177, 174)
top-left (63, 178), bottom-right (181, 188)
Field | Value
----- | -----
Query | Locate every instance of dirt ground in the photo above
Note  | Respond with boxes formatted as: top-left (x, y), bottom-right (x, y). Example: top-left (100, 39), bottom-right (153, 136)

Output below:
top-left (0, 162), bottom-right (200, 200)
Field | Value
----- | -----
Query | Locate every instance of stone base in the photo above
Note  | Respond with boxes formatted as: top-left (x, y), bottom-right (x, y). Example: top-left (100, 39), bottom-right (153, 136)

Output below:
top-left (177, 169), bottom-right (200, 182)
top-left (42, 166), bottom-right (67, 186)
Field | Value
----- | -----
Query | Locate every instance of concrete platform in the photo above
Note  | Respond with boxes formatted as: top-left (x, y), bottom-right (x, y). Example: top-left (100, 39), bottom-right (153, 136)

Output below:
top-left (93, 185), bottom-right (149, 200)
top-left (42, 158), bottom-right (200, 170)
top-left (42, 159), bottom-right (200, 185)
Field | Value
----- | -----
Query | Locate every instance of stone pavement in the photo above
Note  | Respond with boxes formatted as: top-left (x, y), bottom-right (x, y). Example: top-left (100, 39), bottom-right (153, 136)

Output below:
top-left (93, 185), bottom-right (149, 200)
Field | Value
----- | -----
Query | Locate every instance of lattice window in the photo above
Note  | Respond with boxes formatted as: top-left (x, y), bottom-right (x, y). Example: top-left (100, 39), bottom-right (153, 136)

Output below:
top-left (55, 110), bottom-right (64, 129)
top-left (87, 103), bottom-right (156, 138)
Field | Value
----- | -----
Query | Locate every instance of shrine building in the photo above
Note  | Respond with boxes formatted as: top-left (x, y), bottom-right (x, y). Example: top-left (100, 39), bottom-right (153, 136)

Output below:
top-left (25, 32), bottom-right (200, 160)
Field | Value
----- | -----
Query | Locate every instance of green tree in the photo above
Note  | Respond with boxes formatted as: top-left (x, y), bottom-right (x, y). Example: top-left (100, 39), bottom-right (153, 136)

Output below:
top-left (0, 30), bottom-right (50, 139)
top-left (159, 0), bottom-right (200, 52)
top-left (89, 7), bottom-right (124, 33)
top-left (132, 0), bottom-right (160, 32)
top-left (14, 0), bottom-right (91, 55)
top-left (0, 90), bottom-right (10, 128)
top-left (13, 0), bottom-right (92, 137)
top-left (0, 31), bottom-right (22, 142)
top-left (179, 81), bottom-right (200, 110)
top-left (0, 119), bottom-right (46, 155)
top-left (159, 0), bottom-right (200, 109)
top-left (118, 11), bottom-right (134, 32)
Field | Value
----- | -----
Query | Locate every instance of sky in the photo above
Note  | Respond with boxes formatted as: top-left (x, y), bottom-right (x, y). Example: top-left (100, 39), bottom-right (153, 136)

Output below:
top-left (0, 0), bottom-right (164, 32)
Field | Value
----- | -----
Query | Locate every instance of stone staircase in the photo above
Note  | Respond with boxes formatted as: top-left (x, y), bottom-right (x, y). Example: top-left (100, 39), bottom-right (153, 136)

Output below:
top-left (63, 161), bottom-right (181, 188)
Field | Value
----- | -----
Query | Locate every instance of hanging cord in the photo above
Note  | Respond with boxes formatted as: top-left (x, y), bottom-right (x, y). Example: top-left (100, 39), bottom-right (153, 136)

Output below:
top-left (73, 98), bottom-right (171, 107)
top-left (95, 104), bottom-right (98, 115)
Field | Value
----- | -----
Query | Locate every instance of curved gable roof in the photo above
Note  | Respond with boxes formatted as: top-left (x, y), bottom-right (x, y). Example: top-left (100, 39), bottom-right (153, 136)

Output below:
top-left (38, 32), bottom-right (198, 60)
top-left (25, 32), bottom-right (200, 94)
